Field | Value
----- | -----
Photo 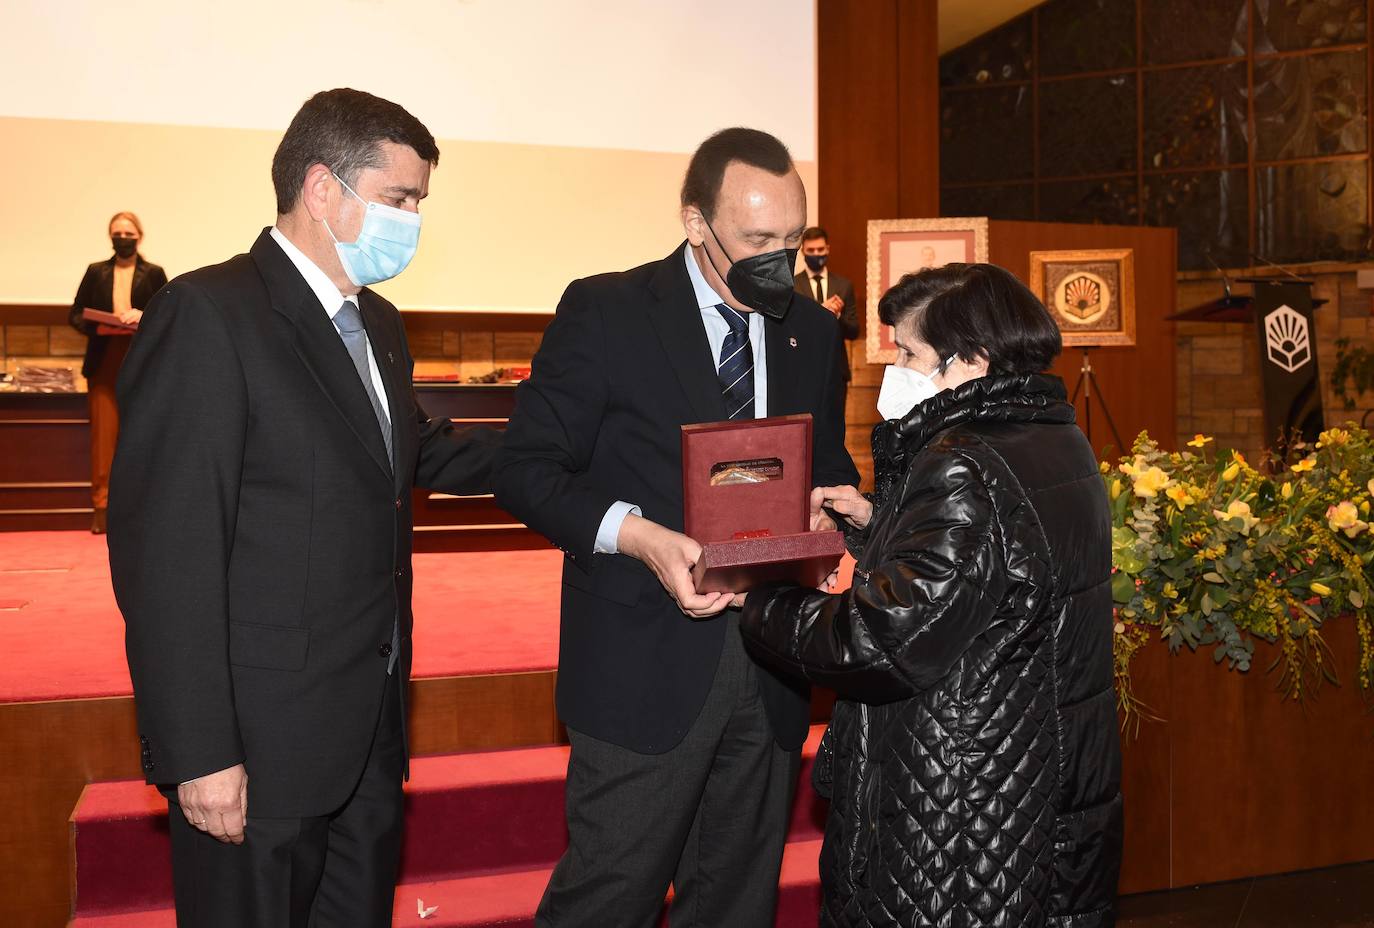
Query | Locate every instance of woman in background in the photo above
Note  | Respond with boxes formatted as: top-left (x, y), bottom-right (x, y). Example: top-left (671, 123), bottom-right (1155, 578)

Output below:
top-left (69, 212), bottom-right (167, 533)
top-left (737, 263), bottom-right (1121, 927)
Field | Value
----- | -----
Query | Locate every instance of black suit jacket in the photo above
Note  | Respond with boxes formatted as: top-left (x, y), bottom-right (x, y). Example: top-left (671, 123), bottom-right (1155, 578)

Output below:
top-left (795, 269), bottom-right (858, 379)
top-left (109, 229), bottom-right (497, 817)
top-left (495, 243), bottom-right (858, 754)
top-left (69, 256), bottom-right (169, 378)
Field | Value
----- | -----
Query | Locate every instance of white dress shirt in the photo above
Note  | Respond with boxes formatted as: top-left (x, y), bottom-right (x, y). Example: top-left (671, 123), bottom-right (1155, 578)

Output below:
top-left (806, 265), bottom-right (830, 303)
top-left (269, 226), bottom-right (391, 424)
top-left (593, 246), bottom-right (770, 554)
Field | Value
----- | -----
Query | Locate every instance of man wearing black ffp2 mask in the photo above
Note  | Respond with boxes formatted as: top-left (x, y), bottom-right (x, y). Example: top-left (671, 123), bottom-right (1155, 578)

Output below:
top-left (701, 215), bottom-right (798, 319)
top-left (496, 128), bottom-right (857, 928)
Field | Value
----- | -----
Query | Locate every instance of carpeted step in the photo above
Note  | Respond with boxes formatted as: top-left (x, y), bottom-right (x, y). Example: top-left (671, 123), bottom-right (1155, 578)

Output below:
top-left (71, 727), bottom-right (830, 918)
top-left (70, 838), bottom-right (824, 928)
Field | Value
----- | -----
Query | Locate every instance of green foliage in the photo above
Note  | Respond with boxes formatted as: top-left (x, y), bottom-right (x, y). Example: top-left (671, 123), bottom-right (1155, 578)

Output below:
top-left (1106, 427), bottom-right (1374, 729)
top-left (1330, 338), bottom-right (1374, 411)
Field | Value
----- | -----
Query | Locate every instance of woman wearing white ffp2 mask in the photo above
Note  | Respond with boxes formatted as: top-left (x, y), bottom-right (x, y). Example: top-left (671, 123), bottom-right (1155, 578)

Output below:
top-left (736, 263), bottom-right (1120, 928)
top-left (874, 299), bottom-right (988, 421)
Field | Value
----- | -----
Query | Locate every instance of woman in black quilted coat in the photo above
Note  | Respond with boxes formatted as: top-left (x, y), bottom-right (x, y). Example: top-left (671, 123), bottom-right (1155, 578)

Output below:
top-left (738, 263), bottom-right (1121, 927)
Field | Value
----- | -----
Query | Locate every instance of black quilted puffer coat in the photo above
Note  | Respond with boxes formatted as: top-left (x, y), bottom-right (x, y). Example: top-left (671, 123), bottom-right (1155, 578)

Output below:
top-left (740, 374), bottom-right (1121, 927)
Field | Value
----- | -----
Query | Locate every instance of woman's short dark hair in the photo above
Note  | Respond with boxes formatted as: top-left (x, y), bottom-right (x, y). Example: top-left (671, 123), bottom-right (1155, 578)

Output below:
top-left (271, 88), bottom-right (439, 215)
top-left (878, 263), bottom-right (1062, 375)
top-left (680, 128), bottom-right (792, 221)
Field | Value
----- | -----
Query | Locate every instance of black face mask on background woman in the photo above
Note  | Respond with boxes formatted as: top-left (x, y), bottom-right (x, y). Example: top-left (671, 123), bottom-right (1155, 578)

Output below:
top-left (111, 237), bottom-right (138, 259)
top-left (703, 219), bottom-right (797, 320)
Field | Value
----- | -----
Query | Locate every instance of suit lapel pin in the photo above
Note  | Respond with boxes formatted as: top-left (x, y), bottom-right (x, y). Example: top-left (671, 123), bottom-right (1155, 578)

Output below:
top-left (789, 337), bottom-right (798, 348)
top-left (387, 351), bottom-right (395, 364)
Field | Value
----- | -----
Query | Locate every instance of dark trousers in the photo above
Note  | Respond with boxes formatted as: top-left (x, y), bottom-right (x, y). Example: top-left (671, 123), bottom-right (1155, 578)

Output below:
top-left (537, 612), bottom-right (802, 928)
top-left (167, 674), bottom-right (405, 928)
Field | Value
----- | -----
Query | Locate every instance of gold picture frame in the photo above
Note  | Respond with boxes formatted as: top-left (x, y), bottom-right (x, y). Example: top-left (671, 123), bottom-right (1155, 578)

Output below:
top-left (865, 217), bottom-right (989, 364)
top-left (1028, 248), bottom-right (1137, 348)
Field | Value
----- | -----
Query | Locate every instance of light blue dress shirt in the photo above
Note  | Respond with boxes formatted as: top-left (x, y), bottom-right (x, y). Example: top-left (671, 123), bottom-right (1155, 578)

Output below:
top-left (592, 246), bottom-right (770, 554)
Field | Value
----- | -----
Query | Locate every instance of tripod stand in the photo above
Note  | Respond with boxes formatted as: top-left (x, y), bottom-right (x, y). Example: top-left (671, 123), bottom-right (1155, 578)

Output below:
top-left (1068, 347), bottom-right (1124, 456)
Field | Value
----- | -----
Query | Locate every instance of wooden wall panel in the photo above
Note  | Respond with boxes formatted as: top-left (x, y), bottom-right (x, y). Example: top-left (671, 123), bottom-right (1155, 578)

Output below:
top-left (896, 1), bottom-right (941, 218)
top-left (0, 672), bottom-right (566, 927)
top-left (1116, 639), bottom-right (1172, 893)
top-left (818, 0), bottom-right (941, 489)
top-left (987, 220), bottom-right (1178, 458)
top-left (1161, 620), bottom-right (1374, 887)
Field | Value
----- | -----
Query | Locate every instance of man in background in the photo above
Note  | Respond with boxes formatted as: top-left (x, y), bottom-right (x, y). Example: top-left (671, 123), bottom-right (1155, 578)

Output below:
top-left (794, 226), bottom-right (858, 395)
top-left (109, 88), bottom-right (496, 927)
top-left (497, 128), bottom-right (857, 926)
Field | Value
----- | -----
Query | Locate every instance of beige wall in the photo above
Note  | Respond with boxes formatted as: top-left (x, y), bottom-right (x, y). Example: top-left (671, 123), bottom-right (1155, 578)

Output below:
top-left (1, 116), bottom-right (817, 310)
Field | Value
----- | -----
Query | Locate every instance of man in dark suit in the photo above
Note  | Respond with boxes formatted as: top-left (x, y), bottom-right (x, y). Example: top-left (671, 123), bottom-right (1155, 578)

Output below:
top-left (108, 88), bottom-right (496, 928)
top-left (795, 226), bottom-right (859, 393)
top-left (495, 128), bottom-right (858, 927)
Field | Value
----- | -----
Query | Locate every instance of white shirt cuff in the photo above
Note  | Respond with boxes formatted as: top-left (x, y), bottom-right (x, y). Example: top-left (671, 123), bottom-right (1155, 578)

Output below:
top-left (594, 501), bottom-right (642, 554)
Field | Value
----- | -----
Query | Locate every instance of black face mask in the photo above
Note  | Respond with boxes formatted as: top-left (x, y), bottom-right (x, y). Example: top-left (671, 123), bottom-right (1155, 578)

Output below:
top-left (111, 237), bottom-right (138, 259)
top-left (703, 218), bottom-right (797, 320)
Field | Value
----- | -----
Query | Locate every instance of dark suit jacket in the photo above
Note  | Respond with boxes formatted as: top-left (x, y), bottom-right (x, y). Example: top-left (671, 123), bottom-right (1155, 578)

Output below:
top-left (69, 256), bottom-right (169, 378)
top-left (108, 229), bottom-right (497, 817)
top-left (495, 243), bottom-right (858, 755)
top-left (795, 269), bottom-right (857, 379)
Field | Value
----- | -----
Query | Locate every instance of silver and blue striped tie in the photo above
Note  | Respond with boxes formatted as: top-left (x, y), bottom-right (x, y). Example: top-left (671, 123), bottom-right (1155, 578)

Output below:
top-left (715, 303), bottom-right (755, 420)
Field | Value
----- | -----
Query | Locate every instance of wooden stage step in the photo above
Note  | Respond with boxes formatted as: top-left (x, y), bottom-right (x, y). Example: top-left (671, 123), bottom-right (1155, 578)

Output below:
top-left (68, 728), bottom-right (829, 924)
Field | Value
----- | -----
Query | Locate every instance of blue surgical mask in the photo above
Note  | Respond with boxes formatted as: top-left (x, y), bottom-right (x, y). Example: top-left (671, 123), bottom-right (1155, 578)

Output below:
top-left (803, 253), bottom-right (827, 272)
top-left (325, 173), bottom-right (422, 287)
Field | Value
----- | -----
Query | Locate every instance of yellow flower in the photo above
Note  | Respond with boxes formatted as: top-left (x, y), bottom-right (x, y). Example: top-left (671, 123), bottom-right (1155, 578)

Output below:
top-left (1110, 478), bottom-right (1122, 499)
top-left (1213, 499), bottom-right (1260, 534)
top-left (1310, 582), bottom-right (1333, 597)
top-left (1281, 481), bottom-right (1294, 500)
top-left (1363, 501), bottom-right (1371, 516)
top-left (1317, 428), bottom-right (1350, 449)
top-left (1326, 501), bottom-right (1369, 538)
top-left (1368, 478), bottom-right (1374, 497)
top-left (1166, 484), bottom-right (1195, 508)
top-left (1162, 582), bottom-right (1179, 600)
top-left (1290, 456), bottom-right (1316, 473)
top-left (1099, 461), bottom-right (1111, 475)
top-left (1118, 457), bottom-right (1143, 478)
top-left (1221, 462), bottom-right (1241, 481)
top-left (1187, 434), bottom-right (1214, 449)
top-left (1132, 466), bottom-right (1172, 498)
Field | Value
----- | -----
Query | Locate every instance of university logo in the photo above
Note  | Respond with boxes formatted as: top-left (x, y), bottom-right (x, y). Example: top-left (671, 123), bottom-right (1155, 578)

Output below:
top-left (1263, 304), bottom-right (1311, 374)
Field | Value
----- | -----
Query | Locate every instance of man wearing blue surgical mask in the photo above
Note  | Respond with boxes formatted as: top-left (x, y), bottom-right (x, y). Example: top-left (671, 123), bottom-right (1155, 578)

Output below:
top-left (108, 88), bottom-right (498, 928)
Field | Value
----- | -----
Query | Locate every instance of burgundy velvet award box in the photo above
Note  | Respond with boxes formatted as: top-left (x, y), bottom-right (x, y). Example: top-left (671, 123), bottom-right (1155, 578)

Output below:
top-left (682, 414), bottom-right (845, 593)
top-left (82, 308), bottom-right (137, 336)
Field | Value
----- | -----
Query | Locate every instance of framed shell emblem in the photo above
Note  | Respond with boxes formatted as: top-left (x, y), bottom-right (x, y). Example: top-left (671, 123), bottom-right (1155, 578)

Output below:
top-left (1028, 249), bottom-right (1136, 348)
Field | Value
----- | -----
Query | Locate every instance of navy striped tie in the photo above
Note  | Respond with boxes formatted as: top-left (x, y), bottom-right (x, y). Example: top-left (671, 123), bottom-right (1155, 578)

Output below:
top-left (715, 304), bottom-right (755, 419)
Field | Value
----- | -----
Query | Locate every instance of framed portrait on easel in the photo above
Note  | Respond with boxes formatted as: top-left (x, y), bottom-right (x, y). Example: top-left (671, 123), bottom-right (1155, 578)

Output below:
top-left (865, 217), bottom-right (989, 364)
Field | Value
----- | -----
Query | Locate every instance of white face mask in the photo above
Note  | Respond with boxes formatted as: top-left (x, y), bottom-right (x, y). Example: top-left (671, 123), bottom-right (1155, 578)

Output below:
top-left (876, 356), bottom-right (956, 421)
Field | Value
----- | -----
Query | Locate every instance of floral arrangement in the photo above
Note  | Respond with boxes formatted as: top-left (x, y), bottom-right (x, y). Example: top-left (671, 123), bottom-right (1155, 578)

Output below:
top-left (1106, 426), bottom-right (1374, 730)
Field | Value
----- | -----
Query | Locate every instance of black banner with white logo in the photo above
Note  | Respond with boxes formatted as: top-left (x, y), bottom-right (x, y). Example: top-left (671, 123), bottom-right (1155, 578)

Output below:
top-left (1252, 280), bottom-right (1324, 453)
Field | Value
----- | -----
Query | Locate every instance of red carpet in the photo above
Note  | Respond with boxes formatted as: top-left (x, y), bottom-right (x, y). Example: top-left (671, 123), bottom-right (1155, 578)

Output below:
top-left (7, 530), bottom-right (851, 924)
top-left (0, 531), bottom-right (566, 702)
top-left (70, 728), bottom-right (831, 926)
top-left (0, 531), bottom-right (853, 703)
